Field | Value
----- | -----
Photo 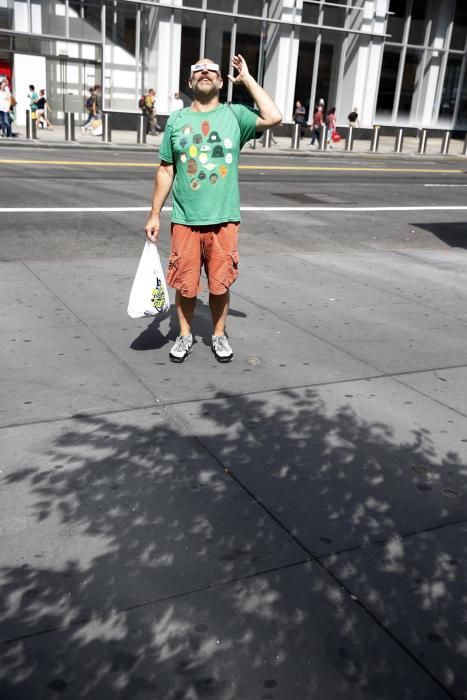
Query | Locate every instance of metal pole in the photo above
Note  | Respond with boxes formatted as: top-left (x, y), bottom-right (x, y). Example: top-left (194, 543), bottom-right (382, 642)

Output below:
top-left (370, 126), bottom-right (380, 153)
top-left (345, 125), bottom-right (354, 151)
top-left (262, 129), bottom-right (272, 148)
top-left (418, 129), bottom-right (427, 155)
top-left (440, 130), bottom-right (451, 155)
top-left (64, 112), bottom-right (75, 142)
top-left (463, 133), bottom-right (467, 156)
top-left (25, 109), bottom-right (37, 139)
top-left (394, 128), bottom-right (404, 153)
top-left (102, 112), bottom-right (111, 143)
top-left (137, 114), bottom-right (146, 144)
top-left (291, 123), bottom-right (301, 149)
top-left (319, 123), bottom-right (326, 150)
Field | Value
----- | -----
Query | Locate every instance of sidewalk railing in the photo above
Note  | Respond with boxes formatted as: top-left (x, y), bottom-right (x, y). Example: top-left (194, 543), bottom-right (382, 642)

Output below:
top-left (304, 123), bottom-right (465, 156)
top-left (16, 112), bottom-right (467, 156)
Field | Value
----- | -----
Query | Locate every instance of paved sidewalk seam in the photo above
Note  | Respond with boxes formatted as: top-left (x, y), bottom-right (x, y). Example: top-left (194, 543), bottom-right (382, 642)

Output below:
top-left (2, 559), bottom-right (311, 645)
top-left (317, 515), bottom-right (467, 560)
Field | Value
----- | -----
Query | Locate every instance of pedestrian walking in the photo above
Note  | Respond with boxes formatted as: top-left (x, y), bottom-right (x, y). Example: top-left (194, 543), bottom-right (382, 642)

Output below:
top-left (142, 89), bottom-right (162, 134)
top-left (326, 106), bottom-right (337, 148)
top-left (309, 106), bottom-right (323, 147)
top-left (144, 54), bottom-right (281, 363)
top-left (36, 89), bottom-right (53, 129)
top-left (0, 79), bottom-right (12, 137)
top-left (293, 99), bottom-right (307, 136)
top-left (28, 84), bottom-right (38, 121)
top-left (81, 87), bottom-right (96, 133)
top-left (348, 106), bottom-right (359, 127)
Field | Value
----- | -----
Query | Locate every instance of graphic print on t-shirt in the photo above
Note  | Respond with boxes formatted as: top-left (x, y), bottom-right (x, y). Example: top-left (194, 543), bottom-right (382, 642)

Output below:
top-left (159, 103), bottom-right (258, 225)
top-left (178, 119), bottom-right (233, 191)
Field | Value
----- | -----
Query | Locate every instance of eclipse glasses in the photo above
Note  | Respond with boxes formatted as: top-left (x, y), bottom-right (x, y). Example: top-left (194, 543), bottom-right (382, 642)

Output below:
top-left (190, 62), bottom-right (220, 76)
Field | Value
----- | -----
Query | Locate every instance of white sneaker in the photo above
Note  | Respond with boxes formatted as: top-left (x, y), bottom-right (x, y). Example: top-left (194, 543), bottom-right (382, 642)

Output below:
top-left (212, 335), bottom-right (233, 362)
top-left (80, 126), bottom-right (85, 135)
top-left (169, 334), bottom-right (193, 363)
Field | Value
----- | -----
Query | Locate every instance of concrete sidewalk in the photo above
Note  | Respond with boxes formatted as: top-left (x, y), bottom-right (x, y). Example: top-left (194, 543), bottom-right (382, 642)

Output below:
top-left (2, 239), bottom-right (467, 697)
top-left (4, 123), bottom-right (467, 158)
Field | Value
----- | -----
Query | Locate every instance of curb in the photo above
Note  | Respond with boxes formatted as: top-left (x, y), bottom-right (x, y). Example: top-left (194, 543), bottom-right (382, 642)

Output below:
top-left (1, 138), bottom-right (467, 161)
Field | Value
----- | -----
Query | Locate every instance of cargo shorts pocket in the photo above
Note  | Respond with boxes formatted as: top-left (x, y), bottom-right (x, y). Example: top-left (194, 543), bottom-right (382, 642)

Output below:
top-left (166, 252), bottom-right (179, 287)
top-left (222, 250), bottom-right (239, 288)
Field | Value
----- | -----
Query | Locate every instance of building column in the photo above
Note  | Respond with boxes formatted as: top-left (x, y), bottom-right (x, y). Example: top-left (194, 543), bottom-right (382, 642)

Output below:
top-left (341, 0), bottom-right (389, 127)
top-left (419, 0), bottom-right (456, 126)
top-left (144, 0), bottom-right (182, 114)
top-left (263, 0), bottom-right (301, 122)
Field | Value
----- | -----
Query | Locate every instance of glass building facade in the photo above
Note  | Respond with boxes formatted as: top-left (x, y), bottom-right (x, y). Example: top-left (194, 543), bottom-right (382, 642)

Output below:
top-left (1, 0), bottom-right (466, 129)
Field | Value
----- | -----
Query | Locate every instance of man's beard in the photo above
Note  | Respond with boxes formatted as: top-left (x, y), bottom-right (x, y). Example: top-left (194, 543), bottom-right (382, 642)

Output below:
top-left (192, 78), bottom-right (220, 101)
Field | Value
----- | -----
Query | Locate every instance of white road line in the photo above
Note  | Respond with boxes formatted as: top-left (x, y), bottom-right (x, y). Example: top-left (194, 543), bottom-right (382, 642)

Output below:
top-left (1, 205), bottom-right (467, 213)
top-left (424, 184), bottom-right (467, 187)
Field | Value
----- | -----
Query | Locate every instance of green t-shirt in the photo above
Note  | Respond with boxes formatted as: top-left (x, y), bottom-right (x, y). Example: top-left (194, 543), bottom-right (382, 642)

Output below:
top-left (159, 103), bottom-right (258, 226)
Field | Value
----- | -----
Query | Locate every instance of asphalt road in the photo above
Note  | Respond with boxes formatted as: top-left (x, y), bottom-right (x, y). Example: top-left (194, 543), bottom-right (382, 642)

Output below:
top-left (1, 147), bottom-right (467, 261)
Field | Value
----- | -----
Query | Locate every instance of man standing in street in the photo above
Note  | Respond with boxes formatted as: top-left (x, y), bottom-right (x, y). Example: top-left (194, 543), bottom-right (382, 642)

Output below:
top-left (144, 54), bottom-right (282, 363)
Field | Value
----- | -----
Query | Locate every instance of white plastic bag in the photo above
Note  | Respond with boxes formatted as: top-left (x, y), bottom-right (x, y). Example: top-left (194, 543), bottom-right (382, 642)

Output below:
top-left (127, 242), bottom-right (170, 318)
top-left (91, 118), bottom-right (102, 136)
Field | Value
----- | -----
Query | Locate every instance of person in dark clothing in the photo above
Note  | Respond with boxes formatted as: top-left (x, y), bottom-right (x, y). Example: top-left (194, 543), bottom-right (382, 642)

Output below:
top-left (36, 89), bottom-right (53, 129)
top-left (293, 100), bottom-right (307, 136)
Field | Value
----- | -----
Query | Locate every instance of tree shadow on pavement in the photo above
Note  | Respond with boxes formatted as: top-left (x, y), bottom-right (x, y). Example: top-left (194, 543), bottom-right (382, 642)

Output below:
top-left (0, 389), bottom-right (465, 698)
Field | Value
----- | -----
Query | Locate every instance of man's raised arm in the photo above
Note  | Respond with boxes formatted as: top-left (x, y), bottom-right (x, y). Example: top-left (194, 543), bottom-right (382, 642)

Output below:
top-left (228, 53), bottom-right (282, 129)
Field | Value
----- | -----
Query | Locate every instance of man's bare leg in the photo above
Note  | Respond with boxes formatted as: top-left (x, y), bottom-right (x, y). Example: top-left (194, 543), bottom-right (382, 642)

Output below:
top-left (209, 290), bottom-right (229, 336)
top-left (210, 291), bottom-right (233, 361)
top-left (176, 290), bottom-right (196, 336)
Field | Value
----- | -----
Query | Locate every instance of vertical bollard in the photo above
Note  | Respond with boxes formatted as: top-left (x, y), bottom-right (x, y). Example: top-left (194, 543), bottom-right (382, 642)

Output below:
top-left (291, 123), bottom-right (301, 149)
top-left (440, 130), bottom-right (451, 155)
top-left (262, 129), bottom-right (272, 148)
top-left (319, 124), bottom-right (327, 150)
top-left (345, 126), bottom-right (354, 151)
top-left (371, 125), bottom-right (380, 153)
top-left (102, 113), bottom-right (111, 143)
top-left (463, 133), bottom-right (467, 156)
top-left (418, 129), bottom-right (427, 154)
top-left (394, 128), bottom-right (404, 153)
top-left (137, 114), bottom-right (146, 144)
top-left (26, 110), bottom-right (37, 139)
top-left (64, 112), bottom-right (75, 142)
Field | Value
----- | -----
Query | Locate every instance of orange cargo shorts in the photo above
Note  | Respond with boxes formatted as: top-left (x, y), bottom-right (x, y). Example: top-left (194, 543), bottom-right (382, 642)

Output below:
top-left (167, 222), bottom-right (240, 298)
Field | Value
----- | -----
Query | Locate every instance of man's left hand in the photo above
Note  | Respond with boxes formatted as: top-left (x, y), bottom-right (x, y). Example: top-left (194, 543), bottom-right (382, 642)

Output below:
top-left (228, 54), bottom-right (251, 85)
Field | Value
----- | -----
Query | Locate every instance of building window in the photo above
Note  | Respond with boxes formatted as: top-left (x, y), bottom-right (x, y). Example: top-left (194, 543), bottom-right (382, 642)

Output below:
top-left (69, 0), bottom-right (102, 41)
top-left (451, 0), bottom-right (467, 51)
top-left (105, 0), bottom-right (136, 55)
top-left (387, 0), bottom-right (406, 44)
top-left (316, 30), bottom-right (342, 113)
top-left (457, 65), bottom-right (467, 128)
top-left (302, 2), bottom-right (319, 26)
top-left (295, 24), bottom-right (319, 114)
top-left (439, 55), bottom-right (462, 122)
top-left (408, 0), bottom-right (426, 46)
top-left (179, 12), bottom-right (202, 101)
top-left (376, 47), bottom-right (401, 118)
top-left (223, 16), bottom-right (263, 105)
top-left (398, 49), bottom-right (422, 120)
